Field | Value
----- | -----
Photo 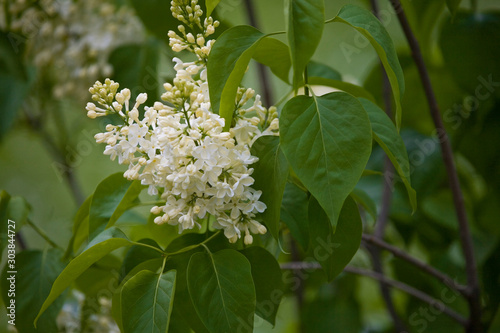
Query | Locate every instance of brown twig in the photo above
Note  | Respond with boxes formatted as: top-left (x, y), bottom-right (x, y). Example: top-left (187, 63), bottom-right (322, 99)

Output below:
top-left (388, 1), bottom-right (481, 331)
top-left (280, 262), bottom-right (468, 326)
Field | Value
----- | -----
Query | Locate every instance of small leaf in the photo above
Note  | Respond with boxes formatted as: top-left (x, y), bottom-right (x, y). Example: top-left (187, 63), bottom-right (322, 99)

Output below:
top-left (252, 37), bottom-right (292, 84)
top-left (280, 92), bottom-right (372, 226)
top-left (287, 0), bottom-right (325, 90)
top-left (240, 247), bottom-right (284, 326)
top-left (280, 182), bottom-right (310, 250)
top-left (121, 269), bottom-right (176, 333)
top-left (89, 173), bottom-right (143, 239)
top-left (35, 227), bottom-right (134, 324)
top-left (208, 25), bottom-right (265, 130)
top-left (187, 249), bottom-right (256, 333)
top-left (206, 0), bottom-right (222, 17)
top-left (308, 196), bottom-right (362, 281)
top-left (359, 98), bottom-right (416, 211)
top-left (251, 136), bottom-right (289, 239)
top-left (330, 5), bottom-right (405, 129)
top-left (1, 249), bottom-right (65, 333)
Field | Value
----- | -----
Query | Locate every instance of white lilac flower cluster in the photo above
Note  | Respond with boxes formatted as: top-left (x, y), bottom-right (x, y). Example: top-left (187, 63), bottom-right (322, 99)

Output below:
top-left (86, 0), bottom-right (279, 244)
top-left (1, 0), bottom-right (144, 99)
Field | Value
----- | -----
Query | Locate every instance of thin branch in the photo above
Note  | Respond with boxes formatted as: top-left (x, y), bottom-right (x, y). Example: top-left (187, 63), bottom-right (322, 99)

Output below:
top-left (243, 0), bottom-right (274, 107)
top-left (388, 1), bottom-right (481, 331)
top-left (362, 234), bottom-right (469, 295)
top-left (280, 262), bottom-right (468, 327)
top-left (26, 219), bottom-right (62, 249)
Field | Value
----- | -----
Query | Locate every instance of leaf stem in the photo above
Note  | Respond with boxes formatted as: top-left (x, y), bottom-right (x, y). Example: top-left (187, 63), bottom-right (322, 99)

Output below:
top-left (166, 231), bottom-right (222, 257)
top-left (132, 241), bottom-right (166, 255)
top-left (26, 219), bottom-right (62, 250)
top-left (388, 1), bottom-right (481, 331)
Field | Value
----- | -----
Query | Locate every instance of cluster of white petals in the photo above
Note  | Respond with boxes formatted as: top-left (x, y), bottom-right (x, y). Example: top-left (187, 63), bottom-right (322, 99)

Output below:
top-left (2, 0), bottom-right (144, 99)
top-left (86, 0), bottom-right (279, 244)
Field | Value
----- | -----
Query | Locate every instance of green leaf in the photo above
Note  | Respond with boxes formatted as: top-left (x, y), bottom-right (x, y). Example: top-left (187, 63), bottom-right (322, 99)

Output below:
top-left (359, 98), bottom-right (417, 211)
top-left (308, 196), bottom-right (362, 281)
top-left (35, 227), bottom-right (134, 324)
top-left (207, 25), bottom-right (265, 130)
top-left (350, 188), bottom-right (377, 222)
top-left (1, 249), bottom-right (65, 333)
top-left (206, 0), bottom-right (222, 17)
top-left (329, 5), bottom-right (405, 129)
top-left (252, 37), bottom-right (292, 84)
top-left (240, 247), bottom-right (284, 326)
top-left (108, 40), bottom-right (160, 102)
top-left (65, 194), bottom-right (92, 257)
top-left (308, 77), bottom-right (376, 101)
top-left (287, 0), bottom-right (325, 90)
top-left (121, 268), bottom-right (176, 333)
top-left (0, 191), bottom-right (30, 258)
top-left (251, 136), bottom-right (289, 239)
top-left (89, 173), bottom-right (143, 240)
top-left (129, 0), bottom-right (178, 41)
top-left (120, 239), bottom-right (163, 281)
top-left (280, 92), bottom-right (372, 226)
top-left (187, 249), bottom-right (256, 333)
top-left (446, 0), bottom-right (462, 17)
top-left (0, 31), bottom-right (31, 140)
top-left (280, 182), bottom-right (310, 250)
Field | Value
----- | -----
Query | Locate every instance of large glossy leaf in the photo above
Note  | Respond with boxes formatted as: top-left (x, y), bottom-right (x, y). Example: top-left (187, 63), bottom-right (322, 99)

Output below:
top-left (308, 196), bottom-right (362, 281)
top-left (329, 5), bottom-right (405, 129)
top-left (280, 92), bottom-right (372, 226)
top-left (252, 37), bottom-right (292, 84)
top-left (121, 269), bottom-right (176, 333)
top-left (286, 0), bottom-right (325, 90)
top-left (1, 249), bottom-right (65, 333)
top-left (187, 249), bottom-right (256, 333)
top-left (207, 25), bottom-right (265, 130)
top-left (280, 182), bottom-right (310, 250)
top-left (89, 173), bottom-right (143, 239)
top-left (35, 227), bottom-right (135, 324)
top-left (240, 247), bottom-right (284, 326)
top-left (359, 98), bottom-right (417, 211)
top-left (251, 136), bottom-right (289, 239)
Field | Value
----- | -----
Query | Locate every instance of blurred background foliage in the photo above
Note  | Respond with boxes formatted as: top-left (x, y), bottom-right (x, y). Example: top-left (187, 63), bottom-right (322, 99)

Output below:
top-left (0, 0), bottom-right (499, 332)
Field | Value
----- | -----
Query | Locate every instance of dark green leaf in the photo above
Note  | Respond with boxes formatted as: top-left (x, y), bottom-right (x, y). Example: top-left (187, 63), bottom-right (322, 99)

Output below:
top-left (187, 249), bottom-right (256, 333)
top-left (330, 5), bottom-right (405, 129)
top-left (252, 37), bottom-right (292, 84)
top-left (121, 269), bottom-right (176, 333)
top-left (350, 188), bottom-right (377, 222)
top-left (240, 247), bottom-right (284, 326)
top-left (359, 98), bottom-right (416, 210)
top-left (1, 249), bottom-right (65, 333)
top-left (251, 136), bottom-right (289, 239)
top-left (207, 25), bottom-right (265, 130)
top-left (120, 238), bottom-right (163, 281)
top-left (280, 92), bottom-right (372, 226)
top-left (280, 182), bottom-right (310, 250)
top-left (89, 173), bottom-right (143, 240)
top-left (35, 227), bottom-right (134, 324)
top-left (287, 0), bottom-right (325, 89)
top-left (129, 0), bottom-right (178, 41)
top-left (308, 196), bottom-right (362, 281)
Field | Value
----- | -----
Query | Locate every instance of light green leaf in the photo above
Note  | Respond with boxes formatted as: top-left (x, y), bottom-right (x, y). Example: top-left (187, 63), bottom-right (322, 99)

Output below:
top-left (252, 37), bottom-right (292, 84)
top-left (280, 182), bottom-right (310, 250)
top-left (240, 247), bottom-right (283, 326)
top-left (35, 227), bottom-right (134, 324)
top-left (0, 191), bottom-right (30, 258)
top-left (121, 269), bottom-right (176, 333)
top-left (280, 92), bottom-right (372, 226)
top-left (251, 136), bottom-right (289, 239)
top-left (187, 249), bottom-right (256, 333)
top-left (1, 249), bottom-right (65, 333)
top-left (329, 5), bottom-right (405, 129)
top-left (308, 196), bottom-right (362, 281)
top-left (207, 25), bottom-right (265, 130)
top-left (206, 0), bottom-right (222, 17)
top-left (287, 0), bottom-right (325, 90)
top-left (359, 98), bottom-right (416, 211)
top-left (89, 173), bottom-right (143, 239)
top-left (65, 194), bottom-right (92, 257)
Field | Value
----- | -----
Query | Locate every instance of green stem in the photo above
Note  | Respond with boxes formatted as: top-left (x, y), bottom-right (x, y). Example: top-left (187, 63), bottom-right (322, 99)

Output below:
top-left (26, 219), bottom-right (62, 250)
top-left (132, 241), bottom-right (166, 255)
top-left (166, 231), bottom-right (222, 257)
